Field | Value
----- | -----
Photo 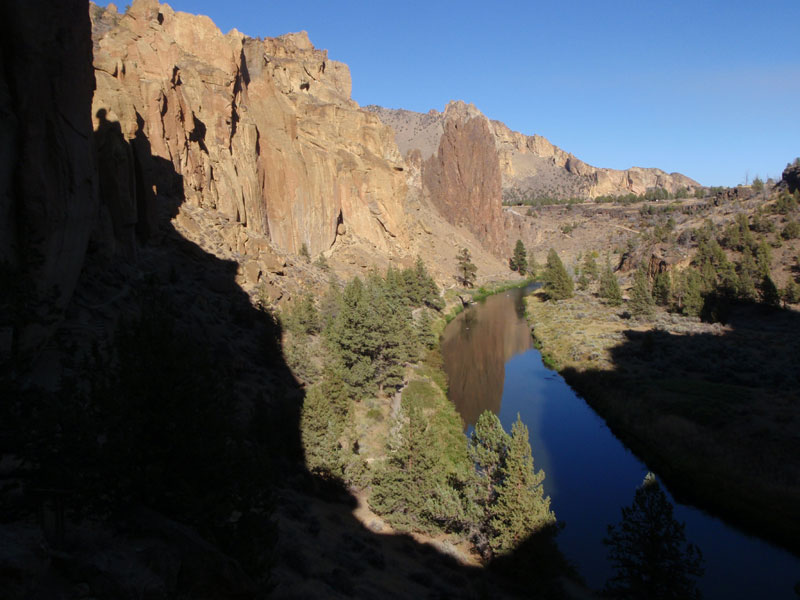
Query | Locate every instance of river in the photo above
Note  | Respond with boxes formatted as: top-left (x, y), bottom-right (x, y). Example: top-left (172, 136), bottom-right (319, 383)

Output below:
top-left (440, 284), bottom-right (800, 599)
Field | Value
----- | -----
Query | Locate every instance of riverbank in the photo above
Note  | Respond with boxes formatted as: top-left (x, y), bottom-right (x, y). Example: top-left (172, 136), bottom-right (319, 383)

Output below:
top-left (443, 277), bottom-right (536, 325)
top-left (525, 289), bottom-right (800, 556)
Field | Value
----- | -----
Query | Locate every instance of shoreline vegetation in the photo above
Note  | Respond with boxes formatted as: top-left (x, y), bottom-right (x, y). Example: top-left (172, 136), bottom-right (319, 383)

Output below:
top-left (444, 277), bottom-right (536, 325)
top-left (288, 265), bottom-right (572, 596)
top-left (524, 288), bottom-right (800, 556)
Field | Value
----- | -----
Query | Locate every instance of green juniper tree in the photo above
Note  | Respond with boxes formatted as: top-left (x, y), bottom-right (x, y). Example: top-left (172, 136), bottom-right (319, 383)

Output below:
top-left (653, 270), bottom-right (672, 306)
top-left (759, 273), bottom-right (780, 307)
top-left (630, 266), bottom-right (655, 318)
top-left (543, 248), bottom-right (573, 300)
top-left (599, 260), bottom-right (623, 306)
top-left (604, 473), bottom-right (704, 600)
top-left (527, 248), bottom-right (538, 279)
top-left (370, 381), bottom-right (471, 533)
top-left (737, 248), bottom-right (759, 301)
top-left (489, 415), bottom-right (554, 556)
top-left (682, 270), bottom-right (705, 317)
top-left (326, 276), bottom-right (379, 394)
top-left (300, 367), bottom-right (351, 479)
top-left (510, 239), bottom-right (528, 275)
top-left (456, 247), bottom-right (478, 288)
top-left (581, 251), bottom-right (599, 281)
top-left (783, 280), bottom-right (800, 306)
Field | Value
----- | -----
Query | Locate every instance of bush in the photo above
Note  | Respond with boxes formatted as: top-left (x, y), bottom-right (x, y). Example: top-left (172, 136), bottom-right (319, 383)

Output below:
top-left (781, 221), bottom-right (800, 240)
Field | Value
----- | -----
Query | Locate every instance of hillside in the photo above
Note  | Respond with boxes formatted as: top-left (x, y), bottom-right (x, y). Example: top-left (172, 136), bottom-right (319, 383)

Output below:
top-left (366, 104), bottom-right (700, 201)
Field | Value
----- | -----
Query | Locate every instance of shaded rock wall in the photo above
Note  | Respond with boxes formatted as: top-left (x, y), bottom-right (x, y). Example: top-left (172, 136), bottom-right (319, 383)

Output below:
top-left (91, 0), bottom-right (408, 258)
top-left (0, 0), bottom-right (97, 353)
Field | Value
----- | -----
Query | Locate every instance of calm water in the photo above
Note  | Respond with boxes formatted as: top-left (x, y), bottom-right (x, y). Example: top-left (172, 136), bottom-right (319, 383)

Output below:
top-left (441, 284), bottom-right (800, 599)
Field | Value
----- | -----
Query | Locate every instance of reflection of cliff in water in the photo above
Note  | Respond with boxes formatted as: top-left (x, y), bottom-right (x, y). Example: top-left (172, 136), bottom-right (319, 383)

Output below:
top-left (441, 287), bottom-right (534, 428)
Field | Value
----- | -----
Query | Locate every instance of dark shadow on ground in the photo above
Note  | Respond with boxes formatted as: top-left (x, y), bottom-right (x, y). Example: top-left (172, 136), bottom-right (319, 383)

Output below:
top-left (0, 108), bottom-right (573, 599)
top-left (557, 301), bottom-right (800, 556)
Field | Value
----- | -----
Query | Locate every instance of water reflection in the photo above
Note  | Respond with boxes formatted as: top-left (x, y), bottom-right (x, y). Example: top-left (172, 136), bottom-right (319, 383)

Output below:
top-left (440, 287), bottom-right (534, 428)
top-left (441, 285), bottom-right (800, 599)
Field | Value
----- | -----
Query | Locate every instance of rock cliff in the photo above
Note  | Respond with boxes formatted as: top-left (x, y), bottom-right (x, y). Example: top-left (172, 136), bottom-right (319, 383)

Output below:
top-left (0, 0), bottom-right (98, 355)
top-left (91, 0), bottom-right (408, 258)
top-left (420, 101), bottom-right (507, 255)
top-left (367, 104), bottom-right (700, 203)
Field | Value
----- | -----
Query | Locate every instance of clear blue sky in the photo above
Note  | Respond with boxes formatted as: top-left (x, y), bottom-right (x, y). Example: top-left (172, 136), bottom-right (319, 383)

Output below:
top-left (101, 1), bottom-right (799, 186)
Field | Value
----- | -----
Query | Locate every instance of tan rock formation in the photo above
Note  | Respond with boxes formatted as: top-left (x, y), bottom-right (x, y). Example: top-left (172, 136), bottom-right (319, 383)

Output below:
top-left (420, 101), bottom-right (507, 256)
top-left (369, 105), bottom-right (700, 203)
top-left (90, 0), bottom-right (407, 258)
top-left (0, 0), bottom-right (98, 354)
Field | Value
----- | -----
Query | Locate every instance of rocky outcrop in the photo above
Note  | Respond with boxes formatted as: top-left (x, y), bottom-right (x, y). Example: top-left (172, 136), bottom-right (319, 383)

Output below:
top-left (781, 161), bottom-right (800, 194)
top-left (490, 119), bottom-right (699, 198)
top-left (91, 0), bottom-right (407, 258)
top-left (0, 0), bottom-right (97, 354)
top-left (421, 101), bottom-right (506, 255)
top-left (368, 105), bottom-right (700, 204)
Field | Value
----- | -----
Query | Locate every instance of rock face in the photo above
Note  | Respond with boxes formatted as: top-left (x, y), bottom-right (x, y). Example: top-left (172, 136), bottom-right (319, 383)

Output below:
top-left (0, 0), bottom-right (98, 354)
top-left (421, 101), bottom-right (506, 255)
top-left (782, 161), bottom-right (800, 194)
top-left (368, 105), bottom-right (701, 203)
top-left (91, 0), bottom-right (407, 258)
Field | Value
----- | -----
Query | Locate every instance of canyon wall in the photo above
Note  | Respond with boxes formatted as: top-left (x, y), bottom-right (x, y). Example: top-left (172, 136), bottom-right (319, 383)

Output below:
top-left (421, 101), bottom-right (506, 256)
top-left (368, 105), bottom-right (700, 203)
top-left (0, 0), bottom-right (98, 354)
top-left (91, 0), bottom-right (408, 258)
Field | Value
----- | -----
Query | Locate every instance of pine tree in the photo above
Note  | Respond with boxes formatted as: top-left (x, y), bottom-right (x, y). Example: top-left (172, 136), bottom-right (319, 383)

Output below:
top-left (326, 277), bottom-right (379, 394)
top-left (290, 294), bottom-right (321, 334)
top-left (683, 270), bottom-right (704, 317)
top-left (370, 382), bottom-right (468, 532)
top-left (300, 367), bottom-right (351, 479)
top-left (414, 256), bottom-right (444, 310)
top-left (759, 273), bottom-right (780, 307)
top-left (652, 271), bottom-right (672, 306)
top-left (630, 266), bottom-right (655, 318)
top-left (543, 248), bottom-right (573, 300)
top-left (510, 239), bottom-right (528, 275)
top-left (582, 251), bottom-right (599, 281)
top-left (599, 260), bottom-right (623, 306)
top-left (716, 261), bottom-right (739, 298)
top-left (783, 280), bottom-right (800, 306)
top-left (456, 247), bottom-right (478, 288)
top-left (737, 249), bottom-right (758, 301)
top-left (366, 271), bottom-right (410, 392)
top-left (415, 309), bottom-right (437, 352)
top-left (755, 239), bottom-right (772, 279)
top-left (604, 473), bottom-right (704, 600)
top-left (527, 248), bottom-right (538, 279)
top-left (489, 415), bottom-right (554, 556)
top-left (671, 270), bottom-right (687, 312)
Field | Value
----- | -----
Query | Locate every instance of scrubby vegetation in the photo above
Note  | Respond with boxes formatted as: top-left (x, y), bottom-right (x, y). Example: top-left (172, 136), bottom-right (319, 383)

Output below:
top-left (291, 258), bottom-right (558, 567)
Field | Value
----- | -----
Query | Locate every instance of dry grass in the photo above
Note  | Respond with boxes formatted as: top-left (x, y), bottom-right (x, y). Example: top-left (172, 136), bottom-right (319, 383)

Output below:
top-left (525, 290), bottom-right (800, 554)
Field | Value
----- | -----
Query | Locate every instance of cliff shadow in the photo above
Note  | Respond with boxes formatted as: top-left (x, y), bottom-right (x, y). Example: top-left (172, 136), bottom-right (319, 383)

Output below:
top-left (556, 300), bottom-right (800, 557)
top-left (0, 111), bottom-right (571, 599)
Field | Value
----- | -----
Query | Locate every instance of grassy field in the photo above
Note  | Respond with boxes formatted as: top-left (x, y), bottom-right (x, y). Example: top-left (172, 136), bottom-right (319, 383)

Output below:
top-left (525, 289), bottom-right (800, 555)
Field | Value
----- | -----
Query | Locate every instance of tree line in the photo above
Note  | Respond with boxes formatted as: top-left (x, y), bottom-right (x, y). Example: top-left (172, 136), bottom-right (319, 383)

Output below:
top-left (291, 258), bottom-right (557, 562)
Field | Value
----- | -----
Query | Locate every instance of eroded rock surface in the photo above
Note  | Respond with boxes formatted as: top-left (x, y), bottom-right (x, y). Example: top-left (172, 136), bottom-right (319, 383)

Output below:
top-left (91, 0), bottom-right (407, 258)
top-left (368, 104), bottom-right (700, 203)
top-left (421, 101), bottom-right (506, 256)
